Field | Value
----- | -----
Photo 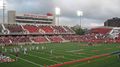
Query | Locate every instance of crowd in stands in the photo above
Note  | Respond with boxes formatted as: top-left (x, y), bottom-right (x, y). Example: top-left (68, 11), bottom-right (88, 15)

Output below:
top-left (63, 26), bottom-right (74, 33)
top-left (52, 26), bottom-right (66, 33)
top-left (0, 36), bottom-right (64, 44)
top-left (23, 25), bottom-right (39, 33)
top-left (9, 36), bottom-right (31, 44)
top-left (4, 24), bottom-right (24, 34)
top-left (31, 36), bottom-right (48, 43)
top-left (0, 36), bottom-right (31, 44)
top-left (0, 24), bottom-right (120, 45)
top-left (0, 37), bottom-right (10, 44)
top-left (63, 33), bottom-right (120, 43)
top-left (38, 25), bottom-right (54, 34)
top-left (0, 24), bottom-right (74, 34)
top-left (0, 34), bottom-right (120, 45)
top-left (48, 36), bottom-right (63, 43)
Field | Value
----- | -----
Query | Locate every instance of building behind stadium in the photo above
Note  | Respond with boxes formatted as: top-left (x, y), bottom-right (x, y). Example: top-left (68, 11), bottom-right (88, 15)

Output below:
top-left (7, 10), bottom-right (55, 25)
top-left (104, 17), bottom-right (120, 27)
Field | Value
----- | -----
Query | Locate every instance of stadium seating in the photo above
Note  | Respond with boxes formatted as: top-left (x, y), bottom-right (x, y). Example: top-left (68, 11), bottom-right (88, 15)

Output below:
top-left (63, 35), bottom-right (78, 42)
top-left (63, 34), bottom-right (105, 43)
top-left (0, 24), bottom-right (77, 44)
top-left (52, 26), bottom-right (66, 33)
top-left (4, 24), bottom-right (24, 34)
top-left (48, 36), bottom-right (63, 42)
top-left (2, 24), bottom-right (75, 34)
top-left (9, 36), bottom-right (31, 44)
top-left (0, 37), bottom-right (10, 44)
top-left (31, 36), bottom-right (48, 43)
top-left (63, 26), bottom-right (74, 33)
top-left (90, 28), bottom-right (112, 34)
top-left (38, 25), bottom-right (54, 34)
top-left (23, 25), bottom-right (39, 33)
top-left (0, 23), bottom-right (120, 44)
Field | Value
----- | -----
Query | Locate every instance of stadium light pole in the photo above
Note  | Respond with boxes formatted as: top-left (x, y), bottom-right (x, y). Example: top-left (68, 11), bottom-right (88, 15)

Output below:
top-left (55, 7), bottom-right (61, 26)
top-left (3, 0), bottom-right (5, 23)
top-left (0, 0), bottom-right (6, 23)
top-left (77, 10), bottom-right (83, 28)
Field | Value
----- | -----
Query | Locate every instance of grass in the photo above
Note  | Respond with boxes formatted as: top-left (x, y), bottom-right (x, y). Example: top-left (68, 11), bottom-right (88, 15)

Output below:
top-left (0, 42), bottom-right (120, 67)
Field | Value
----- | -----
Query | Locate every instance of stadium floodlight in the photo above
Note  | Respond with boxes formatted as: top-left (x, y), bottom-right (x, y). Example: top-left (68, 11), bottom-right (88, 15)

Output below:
top-left (0, 0), bottom-right (7, 23)
top-left (77, 10), bottom-right (83, 28)
top-left (77, 10), bottom-right (83, 16)
top-left (0, 0), bottom-right (4, 9)
top-left (55, 7), bottom-right (61, 16)
top-left (55, 7), bottom-right (61, 25)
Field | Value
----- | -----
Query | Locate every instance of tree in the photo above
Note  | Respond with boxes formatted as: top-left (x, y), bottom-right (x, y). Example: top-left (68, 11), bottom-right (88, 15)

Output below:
top-left (74, 28), bottom-right (85, 35)
top-left (72, 25), bottom-right (88, 35)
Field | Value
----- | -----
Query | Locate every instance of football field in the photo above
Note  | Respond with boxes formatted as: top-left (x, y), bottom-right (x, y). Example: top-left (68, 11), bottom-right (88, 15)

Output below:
top-left (0, 42), bottom-right (120, 67)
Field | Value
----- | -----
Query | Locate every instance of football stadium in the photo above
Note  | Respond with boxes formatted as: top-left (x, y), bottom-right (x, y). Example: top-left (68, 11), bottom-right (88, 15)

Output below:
top-left (0, 0), bottom-right (120, 67)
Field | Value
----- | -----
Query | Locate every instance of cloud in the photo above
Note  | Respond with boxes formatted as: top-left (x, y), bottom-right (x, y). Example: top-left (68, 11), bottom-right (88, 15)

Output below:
top-left (59, 16), bottom-right (103, 28)
top-left (0, 0), bottom-right (120, 28)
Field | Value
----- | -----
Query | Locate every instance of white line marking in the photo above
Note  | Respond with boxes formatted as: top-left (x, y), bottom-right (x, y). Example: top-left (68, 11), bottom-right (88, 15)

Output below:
top-left (66, 49), bottom-right (84, 52)
top-left (10, 54), bottom-right (44, 67)
top-left (27, 54), bottom-right (62, 63)
top-left (31, 51), bottom-right (75, 61)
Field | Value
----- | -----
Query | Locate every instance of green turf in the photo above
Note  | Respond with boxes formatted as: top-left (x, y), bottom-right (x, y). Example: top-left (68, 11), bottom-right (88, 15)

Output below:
top-left (0, 42), bottom-right (120, 67)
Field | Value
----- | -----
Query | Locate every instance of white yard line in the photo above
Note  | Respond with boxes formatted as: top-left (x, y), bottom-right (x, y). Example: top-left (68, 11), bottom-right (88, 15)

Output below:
top-left (56, 52), bottom-right (88, 58)
top-left (51, 50), bottom-right (87, 58)
top-left (27, 54), bottom-right (62, 63)
top-left (31, 51), bottom-right (75, 60)
top-left (66, 49), bottom-right (99, 56)
top-left (48, 50), bottom-right (87, 58)
top-left (10, 54), bottom-right (44, 67)
top-left (66, 49), bottom-right (84, 52)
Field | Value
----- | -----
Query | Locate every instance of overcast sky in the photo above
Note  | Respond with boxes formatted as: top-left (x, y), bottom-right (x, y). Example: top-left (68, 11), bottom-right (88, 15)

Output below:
top-left (0, 0), bottom-right (120, 28)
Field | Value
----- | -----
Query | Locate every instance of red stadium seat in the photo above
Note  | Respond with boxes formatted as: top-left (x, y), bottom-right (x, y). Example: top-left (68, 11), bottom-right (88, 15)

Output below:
top-left (23, 25), bottom-right (39, 33)
top-left (32, 36), bottom-right (48, 43)
top-left (39, 25), bottom-right (54, 33)
top-left (48, 36), bottom-right (63, 43)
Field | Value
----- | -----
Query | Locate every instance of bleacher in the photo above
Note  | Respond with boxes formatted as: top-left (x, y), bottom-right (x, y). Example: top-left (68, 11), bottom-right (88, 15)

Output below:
top-left (90, 27), bottom-right (112, 34)
top-left (8, 36), bottom-right (31, 44)
top-left (0, 24), bottom-right (75, 45)
top-left (0, 37), bottom-right (10, 44)
top-left (48, 36), bottom-right (63, 43)
top-left (1, 23), bottom-right (120, 45)
top-left (23, 25), bottom-right (39, 33)
top-left (63, 26), bottom-right (75, 33)
top-left (38, 25), bottom-right (54, 34)
top-left (4, 24), bottom-right (24, 34)
top-left (52, 26), bottom-right (66, 33)
top-left (31, 36), bottom-right (48, 43)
